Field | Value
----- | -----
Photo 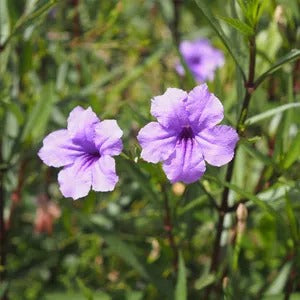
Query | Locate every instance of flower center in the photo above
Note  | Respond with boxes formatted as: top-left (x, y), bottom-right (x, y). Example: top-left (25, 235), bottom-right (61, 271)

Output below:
top-left (88, 150), bottom-right (101, 158)
top-left (190, 56), bottom-right (201, 65)
top-left (179, 126), bottom-right (194, 141)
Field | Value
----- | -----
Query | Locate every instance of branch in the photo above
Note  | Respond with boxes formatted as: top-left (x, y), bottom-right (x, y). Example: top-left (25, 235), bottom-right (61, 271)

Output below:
top-left (0, 146), bottom-right (8, 300)
top-left (172, 0), bottom-right (183, 47)
top-left (205, 35), bottom-right (257, 298)
top-left (162, 184), bottom-right (178, 272)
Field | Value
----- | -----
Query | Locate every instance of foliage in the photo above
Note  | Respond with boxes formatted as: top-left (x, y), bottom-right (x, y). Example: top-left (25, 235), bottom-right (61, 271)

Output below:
top-left (0, 0), bottom-right (300, 299)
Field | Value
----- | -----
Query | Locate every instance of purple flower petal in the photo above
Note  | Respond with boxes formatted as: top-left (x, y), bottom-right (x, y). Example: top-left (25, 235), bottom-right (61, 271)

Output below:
top-left (38, 106), bottom-right (123, 199)
top-left (138, 84), bottom-right (238, 184)
top-left (196, 125), bottom-right (239, 167)
top-left (94, 120), bottom-right (123, 156)
top-left (177, 39), bottom-right (224, 82)
top-left (137, 122), bottom-right (177, 163)
top-left (91, 155), bottom-right (118, 192)
top-left (38, 129), bottom-right (83, 167)
top-left (67, 106), bottom-right (100, 149)
top-left (162, 139), bottom-right (206, 184)
top-left (58, 154), bottom-right (94, 200)
top-left (151, 88), bottom-right (189, 130)
top-left (185, 84), bottom-right (224, 130)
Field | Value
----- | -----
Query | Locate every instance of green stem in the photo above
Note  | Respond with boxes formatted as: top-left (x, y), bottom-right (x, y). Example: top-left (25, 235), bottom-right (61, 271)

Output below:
top-left (205, 35), bottom-right (256, 297)
top-left (172, 0), bottom-right (183, 48)
top-left (0, 145), bottom-right (8, 300)
top-left (162, 184), bottom-right (178, 272)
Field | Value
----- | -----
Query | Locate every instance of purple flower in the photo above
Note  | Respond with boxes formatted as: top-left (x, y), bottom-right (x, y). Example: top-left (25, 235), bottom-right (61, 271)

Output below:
top-left (176, 39), bottom-right (224, 82)
top-left (137, 84), bottom-right (238, 184)
top-left (38, 106), bottom-right (123, 200)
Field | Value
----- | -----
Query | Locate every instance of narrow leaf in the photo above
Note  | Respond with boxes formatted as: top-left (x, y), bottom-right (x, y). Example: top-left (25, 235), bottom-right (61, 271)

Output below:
top-left (205, 175), bottom-right (282, 219)
top-left (195, 274), bottom-right (215, 290)
top-left (219, 16), bottom-right (254, 36)
top-left (246, 103), bottom-right (300, 125)
top-left (254, 49), bottom-right (300, 88)
top-left (120, 158), bottom-right (161, 203)
top-left (281, 131), bottom-right (300, 169)
top-left (240, 140), bottom-right (275, 167)
top-left (175, 252), bottom-right (187, 300)
top-left (193, 0), bottom-right (246, 81)
top-left (178, 195), bottom-right (207, 216)
top-left (103, 233), bottom-right (150, 280)
top-left (1, 0), bottom-right (57, 48)
top-left (0, 0), bottom-right (10, 45)
top-left (0, 281), bottom-right (8, 297)
top-left (22, 83), bottom-right (57, 142)
top-left (223, 181), bottom-right (279, 218)
top-left (265, 262), bottom-right (293, 295)
top-left (285, 192), bottom-right (299, 244)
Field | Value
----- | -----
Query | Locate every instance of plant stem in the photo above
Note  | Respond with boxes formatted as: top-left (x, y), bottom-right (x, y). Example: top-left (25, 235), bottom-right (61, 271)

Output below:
top-left (72, 0), bottom-right (80, 38)
top-left (0, 146), bottom-right (8, 300)
top-left (205, 36), bottom-right (256, 297)
top-left (162, 184), bottom-right (178, 272)
top-left (172, 0), bottom-right (183, 47)
top-left (284, 264), bottom-right (295, 300)
top-left (238, 36), bottom-right (256, 128)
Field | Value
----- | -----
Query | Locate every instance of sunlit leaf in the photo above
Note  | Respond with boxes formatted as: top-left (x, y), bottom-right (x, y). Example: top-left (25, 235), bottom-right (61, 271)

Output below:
top-left (175, 252), bottom-right (187, 300)
top-left (219, 16), bottom-right (254, 36)
top-left (281, 131), bottom-right (300, 170)
top-left (193, 0), bottom-right (246, 81)
top-left (254, 49), bottom-right (300, 88)
top-left (245, 103), bottom-right (300, 125)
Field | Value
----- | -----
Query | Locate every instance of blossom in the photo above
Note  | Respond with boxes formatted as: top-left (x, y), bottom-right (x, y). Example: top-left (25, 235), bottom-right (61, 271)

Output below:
top-left (137, 84), bottom-right (238, 184)
top-left (38, 106), bottom-right (123, 200)
top-left (176, 39), bottom-right (224, 82)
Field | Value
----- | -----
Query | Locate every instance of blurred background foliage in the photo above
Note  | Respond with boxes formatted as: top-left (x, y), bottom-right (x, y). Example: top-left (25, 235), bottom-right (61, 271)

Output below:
top-left (0, 0), bottom-right (300, 299)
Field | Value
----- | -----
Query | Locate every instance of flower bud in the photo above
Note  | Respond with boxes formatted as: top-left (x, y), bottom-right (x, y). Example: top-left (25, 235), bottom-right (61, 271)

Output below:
top-left (236, 203), bottom-right (248, 222)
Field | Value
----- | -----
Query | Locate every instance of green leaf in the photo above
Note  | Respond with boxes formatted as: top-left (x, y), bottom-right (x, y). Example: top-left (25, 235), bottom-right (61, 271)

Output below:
top-left (121, 158), bottom-right (161, 203)
top-left (56, 62), bottom-right (69, 92)
top-left (107, 44), bottom-right (169, 97)
top-left (224, 181), bottom-right (279, 218)
top-left (5, 101), bottom-right (24, 125)
top-left (219, 16), bottom-right (254, 36)
top-left (76, 278), bottom-right (93, 300)
top-left (194, 274), bottom-right (215, 290)
top-left (22, 82), bottom-right (57, 142)
top-left (193, 0), bottom-right (246, 81)
top-left (1, 0), bottom-right (57, 48)
top-left (265, 262), bottom-right (292, 295)
top-left (103, 233), bottom-right (150, 280)
top-left (245, 103), bottom-right (300, 125)
top-left (240, 140), bottom-right (275, 167)
top-left (45, 291), bottom-right (111, 300)
top-left (0, 281), bottom-right (8, 297)
top-left (105, 44), bottom-right (171, 114)
top-left (285, 192), bottom-right (299, 244)
top-left (281, 131), bottom-right (300, 170)
top-left (254, 49), bottom-right (300, 88)
top-left (237, 0), bottom-right (265, 27)
top-left (90, 214), bottom-right (114, 230)
top-left (178, 195), bottom-right (206, 216)
top-left (206, 175), bottom-right (281, 219)
top-left (125, 291), bottom-right (144, 300)
top-left (0, 0), bottom-right (10, 45)
top-left (175, 252), bottom-right (187, 300)
top-left (237, 0), bottom-right (248, 19)
top-left (78, 66), bottom-right (125, 97)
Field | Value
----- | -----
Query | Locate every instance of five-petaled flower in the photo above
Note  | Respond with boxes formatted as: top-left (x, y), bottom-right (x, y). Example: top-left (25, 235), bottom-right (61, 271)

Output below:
top-left (176, 39), bottom-right (224, 82)
top-left (137, 84), bottom-right (239, 184)
top-left (38, 106), bottom-right (123, 200)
